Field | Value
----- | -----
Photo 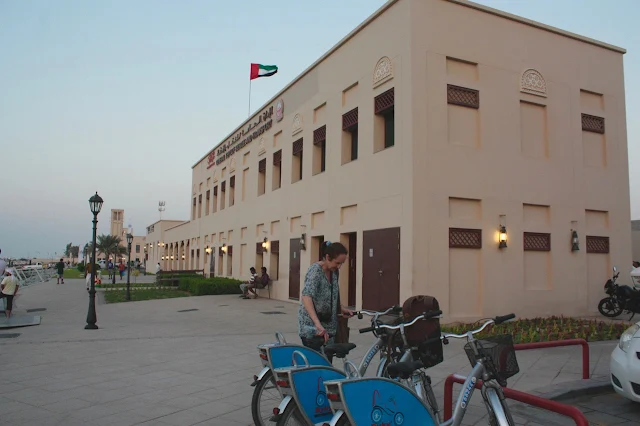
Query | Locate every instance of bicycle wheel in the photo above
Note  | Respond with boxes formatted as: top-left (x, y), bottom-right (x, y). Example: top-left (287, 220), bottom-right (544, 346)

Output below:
top-left (485, 387), bottom-right (515, 426)
top-left (276, 402), bottom-right (308, 426)
top-left (251, 370), bottom-right (280, 426)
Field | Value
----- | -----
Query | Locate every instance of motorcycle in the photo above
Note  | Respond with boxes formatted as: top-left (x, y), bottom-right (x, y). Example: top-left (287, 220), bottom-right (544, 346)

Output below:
top-left (598, 266), bottom-right (640, 320)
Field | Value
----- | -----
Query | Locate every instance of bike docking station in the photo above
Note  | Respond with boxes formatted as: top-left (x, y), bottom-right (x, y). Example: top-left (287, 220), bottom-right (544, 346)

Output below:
top-left (443, 338), bottom-right (592, 426)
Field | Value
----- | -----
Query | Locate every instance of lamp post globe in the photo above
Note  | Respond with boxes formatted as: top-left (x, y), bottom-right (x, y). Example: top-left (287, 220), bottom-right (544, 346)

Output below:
top-left (85, 192), bottom-right (103, 330)
top-left (126, 233), bottom-right (133, 301)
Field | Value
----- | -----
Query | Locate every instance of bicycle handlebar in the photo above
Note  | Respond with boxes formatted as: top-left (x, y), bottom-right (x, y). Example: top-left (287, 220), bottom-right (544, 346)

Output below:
top-left (358, 310), bottom-right (443, 334)
top-left (420, 313), bottom-right (516, 345)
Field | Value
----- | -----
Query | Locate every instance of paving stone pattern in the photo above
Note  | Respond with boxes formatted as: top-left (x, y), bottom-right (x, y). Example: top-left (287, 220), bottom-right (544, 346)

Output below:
top-left (0, 278), bottom-right (625, 425)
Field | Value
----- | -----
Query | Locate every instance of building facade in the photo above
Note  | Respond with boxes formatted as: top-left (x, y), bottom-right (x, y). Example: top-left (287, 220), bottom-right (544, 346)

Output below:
top-left (148, 0), bottom-right (631, 320)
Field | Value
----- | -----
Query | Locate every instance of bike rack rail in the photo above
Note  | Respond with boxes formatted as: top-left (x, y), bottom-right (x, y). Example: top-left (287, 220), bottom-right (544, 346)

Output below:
top-left (443, 374), bottom-right (588, 425)
top-left (513, 339), bottom-right (590, 380)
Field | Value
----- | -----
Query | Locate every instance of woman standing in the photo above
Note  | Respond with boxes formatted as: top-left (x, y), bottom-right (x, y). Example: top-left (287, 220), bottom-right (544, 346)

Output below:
top-left (298, 241), bottom-right (353, 354)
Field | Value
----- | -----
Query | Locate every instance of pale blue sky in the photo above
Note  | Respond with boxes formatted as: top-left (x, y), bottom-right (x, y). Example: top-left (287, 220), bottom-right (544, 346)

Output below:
top-left (0, 0), bottom-right (638, 259)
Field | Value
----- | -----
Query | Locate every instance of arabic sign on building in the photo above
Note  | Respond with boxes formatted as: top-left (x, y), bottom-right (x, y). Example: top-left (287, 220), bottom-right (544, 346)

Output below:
top-left (207, 105), bottom-right (275, 168)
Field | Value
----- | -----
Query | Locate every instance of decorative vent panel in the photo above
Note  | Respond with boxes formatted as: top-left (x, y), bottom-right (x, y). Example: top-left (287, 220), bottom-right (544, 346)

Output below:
top-left (213, 186), bottom-right (218, 196)
top-left (292, 138), bottom-right (304, 156)
top-left (586, 236), bottom-right (609, 254)
top-left (271, 240), bottom-right (280, 254)
top-left (449, 228), bottom-right (482, 249)
top-left (256, 242), bottom-right (264, 254)
top-left (273, 149), bottom-right (282, 165)
top-left (227, 246), bottom-right (233, 255)
top-left (314, 125), bottom-right (327, 145)
top-left (229, 176), bottom-right (235, 188)
top-left (523, 232), bottom-right (551, 251)
top-left (258, 159), bottom-right (267, 173)
top-left (581, 114), bottom-right (605, 134)
top-left (342, 108), bottom-right (359, 130)
top-left (447, 84), bottom-right (480, 109)
top-left (374, 87), bottom-right (395, 114)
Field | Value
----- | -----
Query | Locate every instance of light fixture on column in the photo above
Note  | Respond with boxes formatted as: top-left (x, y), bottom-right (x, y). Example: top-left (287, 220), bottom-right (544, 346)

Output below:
top-left (222, 243), bottom-right (227, 253)
top-left (571, 230), bottom-right (580, 251)
top-left (498, 215), bottom-right (507, 249)
top-left (262, 237), bottom-right (268, 252)
top-left (300, 225), bottom-right (307, 250)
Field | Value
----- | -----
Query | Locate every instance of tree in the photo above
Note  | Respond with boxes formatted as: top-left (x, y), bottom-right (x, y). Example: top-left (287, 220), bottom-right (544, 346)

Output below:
top-left (70, 246), bottom-right (79, 259)
top-left (64, 243), bottom-right (72, 258)
top-left (96, 234), bottom-right (126, 264)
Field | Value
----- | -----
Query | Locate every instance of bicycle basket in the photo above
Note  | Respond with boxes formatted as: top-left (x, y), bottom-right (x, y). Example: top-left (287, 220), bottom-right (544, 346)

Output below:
top-left (463, 334), bottom-right (519, 383)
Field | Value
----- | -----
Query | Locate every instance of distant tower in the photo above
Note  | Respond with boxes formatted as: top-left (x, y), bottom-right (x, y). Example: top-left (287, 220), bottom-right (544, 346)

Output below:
top-left (158, 201), bottom-right (166, 219)
top-left (110, 209), bottom-right (124, 237)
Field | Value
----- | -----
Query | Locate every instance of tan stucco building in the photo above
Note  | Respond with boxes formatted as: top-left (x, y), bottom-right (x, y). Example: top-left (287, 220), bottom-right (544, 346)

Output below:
top-left (144, 0), bottom-right (631, 321)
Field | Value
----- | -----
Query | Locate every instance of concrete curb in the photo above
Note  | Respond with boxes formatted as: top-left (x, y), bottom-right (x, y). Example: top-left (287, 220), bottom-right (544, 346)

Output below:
top-left (527, 378), bottom-right (613, 401)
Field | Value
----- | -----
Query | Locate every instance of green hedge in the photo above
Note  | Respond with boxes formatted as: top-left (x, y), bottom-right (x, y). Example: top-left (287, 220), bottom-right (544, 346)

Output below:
top-left (177, 276), bottom-right (243, 296)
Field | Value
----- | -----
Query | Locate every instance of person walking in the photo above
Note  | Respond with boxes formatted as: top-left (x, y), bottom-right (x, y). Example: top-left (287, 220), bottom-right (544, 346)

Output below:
top-left (0, 269), bottom-right (19, 318)
top-left (55, 258), bottom-right (65, 284)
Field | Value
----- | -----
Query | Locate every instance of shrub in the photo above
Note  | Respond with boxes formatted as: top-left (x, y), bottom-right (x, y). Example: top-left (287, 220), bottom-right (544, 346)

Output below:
top-left (441, 316), bottom-right (633, 344)
top-left (77, 262), bottom-right (85, 273)
top-left (176, 276), bottom-right (243, 296)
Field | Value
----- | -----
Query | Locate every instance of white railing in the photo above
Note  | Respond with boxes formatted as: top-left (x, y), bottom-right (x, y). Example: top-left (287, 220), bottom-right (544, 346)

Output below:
top-left (13, 267), bottom-right (55, 286)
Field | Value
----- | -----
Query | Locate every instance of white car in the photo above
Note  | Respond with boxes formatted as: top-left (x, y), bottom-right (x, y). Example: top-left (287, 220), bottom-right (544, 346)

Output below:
top-left (610, 322), bottom-right (640, 402)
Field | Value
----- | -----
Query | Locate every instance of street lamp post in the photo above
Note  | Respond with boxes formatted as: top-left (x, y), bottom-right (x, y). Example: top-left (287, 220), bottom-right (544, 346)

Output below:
top-left (126, 233), bottom-right (133, 301)
top-left (85, 192), bottom-right (103, 330)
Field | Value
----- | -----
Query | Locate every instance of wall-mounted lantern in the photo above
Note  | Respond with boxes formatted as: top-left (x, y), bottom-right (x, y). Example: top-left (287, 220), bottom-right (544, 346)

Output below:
top-left (222, 243), bottom-right (227, 253)
top-left (161, 255), bottom-right (165, 260)
top-left (300, 234), bottom-right (306, 251)
top-left (571, 230), bottom-right (580, 251)
top-left (182, 254), bottom-right (186, 260)
top-left (262, 237), bottom-right (268, 252)
top-left (205, 246), bottom-right (212, 255)
top-left (498, 225), bottom-right (508, 249)
top-left (170, 255), bottom-right (174, 260)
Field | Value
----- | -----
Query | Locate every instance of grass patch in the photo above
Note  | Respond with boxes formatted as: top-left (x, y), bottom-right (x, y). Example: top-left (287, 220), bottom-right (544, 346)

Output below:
top-left (104, 289), bottom-right (191, 303)
top-left (441, 316), bottom-right (633, 343)
top-left (63, 269), bottom-right (83, 279)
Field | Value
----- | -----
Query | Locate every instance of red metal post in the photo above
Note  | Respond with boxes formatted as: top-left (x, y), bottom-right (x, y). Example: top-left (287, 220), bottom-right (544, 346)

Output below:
top-left (443, 375), bottom-right (454, 420)
top-left (444, 374), bottom-right (589, 425)
top-left (514, 338), bottom-right (590, 379)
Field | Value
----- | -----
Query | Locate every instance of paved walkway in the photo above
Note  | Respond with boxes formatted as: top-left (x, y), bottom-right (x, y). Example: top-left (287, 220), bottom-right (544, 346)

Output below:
top-left (0, 278), bottom-right (628, 425)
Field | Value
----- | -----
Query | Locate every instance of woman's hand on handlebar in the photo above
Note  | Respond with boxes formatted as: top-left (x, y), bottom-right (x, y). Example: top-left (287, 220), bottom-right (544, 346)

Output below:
top-left (341, 306), bottom-right (354, 318)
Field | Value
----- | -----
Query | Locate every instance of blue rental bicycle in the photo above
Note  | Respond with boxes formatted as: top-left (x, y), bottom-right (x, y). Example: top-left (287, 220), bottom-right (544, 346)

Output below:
top-left (323, 313), bottom-right (519, 426)
top-left (251, 305), bottom-right (404, 426)
top-left (271, 310), bottom-right (443, 426)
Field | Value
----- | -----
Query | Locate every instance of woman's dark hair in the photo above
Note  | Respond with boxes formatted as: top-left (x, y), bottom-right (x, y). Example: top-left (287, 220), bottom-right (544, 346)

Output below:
top-left (321, 241), bottom-right (348, 260)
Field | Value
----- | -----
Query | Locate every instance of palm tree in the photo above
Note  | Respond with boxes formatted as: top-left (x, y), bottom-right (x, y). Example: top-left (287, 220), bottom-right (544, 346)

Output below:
top-left (96, 235), bottom-right (126, 265)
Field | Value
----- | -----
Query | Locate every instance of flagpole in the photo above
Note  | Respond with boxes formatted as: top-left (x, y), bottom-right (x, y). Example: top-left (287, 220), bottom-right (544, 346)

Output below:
top-left (248, 79), bottom-right (252, 117)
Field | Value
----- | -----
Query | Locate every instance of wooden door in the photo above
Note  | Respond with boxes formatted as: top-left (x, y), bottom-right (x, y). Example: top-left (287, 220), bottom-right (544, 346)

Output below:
top-left (362, 227), bottom-right (400, 311)
top-left (348, 233), bottom-right (357, 307)
top-left (289, 238), bottom-right (301, 299)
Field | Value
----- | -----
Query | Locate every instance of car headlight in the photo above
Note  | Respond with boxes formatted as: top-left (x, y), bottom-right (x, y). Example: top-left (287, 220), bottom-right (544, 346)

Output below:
top-left (619, 324), bottom-right (640, 352)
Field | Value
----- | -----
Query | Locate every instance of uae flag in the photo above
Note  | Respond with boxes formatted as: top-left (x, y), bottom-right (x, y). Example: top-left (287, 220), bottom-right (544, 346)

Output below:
top-left (250, 63), bottom-right (278, 80)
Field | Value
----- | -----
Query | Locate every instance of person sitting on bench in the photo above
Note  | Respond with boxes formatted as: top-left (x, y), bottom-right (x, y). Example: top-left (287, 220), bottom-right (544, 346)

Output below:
top-left (239, 267), bottom-right (257, 299)
top-left (249, 267), bottom-right (270, 299)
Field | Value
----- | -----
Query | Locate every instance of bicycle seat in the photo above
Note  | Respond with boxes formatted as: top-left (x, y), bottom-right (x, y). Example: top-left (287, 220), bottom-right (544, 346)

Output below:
top-left (387, 360), bottom-right (425, 379)
top-left (324, 343), bottom-right (357, 359)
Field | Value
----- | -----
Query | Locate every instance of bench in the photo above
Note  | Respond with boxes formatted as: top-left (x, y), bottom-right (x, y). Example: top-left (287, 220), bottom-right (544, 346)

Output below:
top-left (255, 278), bottom-right (274, 299)
top-left (156, 269), bottom-right (205, 287)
